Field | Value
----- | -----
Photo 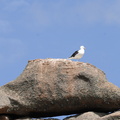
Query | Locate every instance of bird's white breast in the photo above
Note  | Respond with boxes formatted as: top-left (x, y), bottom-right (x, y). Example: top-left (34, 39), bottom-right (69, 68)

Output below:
top-left (75, 53), bottom-right (83, 59)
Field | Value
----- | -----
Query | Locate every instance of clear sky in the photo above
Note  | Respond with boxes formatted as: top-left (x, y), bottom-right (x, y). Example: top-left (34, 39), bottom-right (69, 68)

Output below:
top-left (0, 0), bottom-right (120, 119)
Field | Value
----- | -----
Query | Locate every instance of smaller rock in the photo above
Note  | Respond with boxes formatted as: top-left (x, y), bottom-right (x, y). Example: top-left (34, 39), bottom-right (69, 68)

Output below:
top-left (0, 116), bottom-right (10, 120)
top-left (16, 118), bottom-right (59, 120)
top-left (101, 111), bottom-right (120, 120)
top-left (0, 116), bottom-right (60, 120)
top-left (64, 112), bottom-right (105, 120)
top-left (64, 111), bottom-right (120, 120)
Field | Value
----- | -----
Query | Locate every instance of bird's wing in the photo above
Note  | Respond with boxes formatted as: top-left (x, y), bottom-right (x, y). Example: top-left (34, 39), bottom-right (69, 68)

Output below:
top-left (69, 50), bottom-right (78, 57)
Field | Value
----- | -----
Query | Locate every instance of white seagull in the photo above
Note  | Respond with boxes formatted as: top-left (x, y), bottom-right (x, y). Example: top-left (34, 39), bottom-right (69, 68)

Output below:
top-left (69, 46), bottom-right (85, 60)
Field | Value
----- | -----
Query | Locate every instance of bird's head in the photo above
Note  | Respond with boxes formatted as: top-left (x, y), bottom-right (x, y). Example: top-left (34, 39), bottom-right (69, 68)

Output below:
top-left (80, 46), bottom-right (86, 50)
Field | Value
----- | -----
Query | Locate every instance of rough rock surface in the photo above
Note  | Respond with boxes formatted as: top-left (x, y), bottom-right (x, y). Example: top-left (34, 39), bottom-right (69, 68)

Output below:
top-left (1, 112), bottom-right (120, 120)
top-left (65, 111), bottom-right (120, 120)
top-left (0, 59), bottom-right (120, 119)
top-left (101, 111), bottom-right (120, 120)
top-left (0, 116), bottom-right (59, 120)
top-left (14, 118), bottom-right (59, 120)
top-left (64, 112), bottom-right (105, 120)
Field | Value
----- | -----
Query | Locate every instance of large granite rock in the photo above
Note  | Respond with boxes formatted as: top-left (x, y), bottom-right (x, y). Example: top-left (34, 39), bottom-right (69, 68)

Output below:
top-left (0, 59), bottom-right (120, 119)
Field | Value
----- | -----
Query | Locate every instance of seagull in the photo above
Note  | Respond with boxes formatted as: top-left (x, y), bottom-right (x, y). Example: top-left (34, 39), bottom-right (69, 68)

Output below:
top-left (69, 46), bottom-right (85, 60)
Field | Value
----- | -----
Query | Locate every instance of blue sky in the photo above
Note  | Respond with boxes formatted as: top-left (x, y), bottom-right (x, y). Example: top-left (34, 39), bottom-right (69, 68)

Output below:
top-left (0, 0), bottom-right (120, 119)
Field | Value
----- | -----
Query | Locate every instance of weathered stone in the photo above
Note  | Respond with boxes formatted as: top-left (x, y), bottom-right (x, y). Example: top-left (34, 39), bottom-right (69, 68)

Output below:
top-left (0, 59), bottom-right (120, 118)
top-left (0, 115), bottom-right (11, 120)
top-left (64, 112), bottom-right (105, 120)
top-left (64, 111), bottom-right (120, 120)
top-left (0, 116), bottom-right (59, 120)
top-left (14, 118), bottom-right (59, 120)
top-left (101, 111), bottom-right (120, 120)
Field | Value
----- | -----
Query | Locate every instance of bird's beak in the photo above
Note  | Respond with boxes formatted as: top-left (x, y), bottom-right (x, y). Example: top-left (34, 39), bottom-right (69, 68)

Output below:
top-left (84, 47), bottom-right (86, 49)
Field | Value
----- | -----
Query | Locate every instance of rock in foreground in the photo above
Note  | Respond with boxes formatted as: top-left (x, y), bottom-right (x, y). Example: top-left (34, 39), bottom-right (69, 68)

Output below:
top-left (1, 111), bottom-right (120, 120)
top-left (0, 59), bottom-right (120, 119)
top-left (65, 111), bottom-right (120, 120)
